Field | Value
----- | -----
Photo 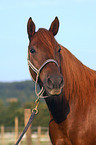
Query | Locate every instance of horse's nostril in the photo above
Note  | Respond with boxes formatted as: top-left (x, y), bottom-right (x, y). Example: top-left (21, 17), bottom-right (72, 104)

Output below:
top-left (47, 77), bottom-right (53, 89)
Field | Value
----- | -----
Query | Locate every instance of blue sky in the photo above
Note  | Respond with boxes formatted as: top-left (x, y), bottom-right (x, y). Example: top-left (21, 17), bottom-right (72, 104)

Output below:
top-left (0, 0), bottom-right (96, 82)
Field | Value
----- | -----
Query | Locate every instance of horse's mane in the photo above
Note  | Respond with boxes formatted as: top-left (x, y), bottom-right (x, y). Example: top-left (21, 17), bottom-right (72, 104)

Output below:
top-left (61, 45), bottom-right (96, 105)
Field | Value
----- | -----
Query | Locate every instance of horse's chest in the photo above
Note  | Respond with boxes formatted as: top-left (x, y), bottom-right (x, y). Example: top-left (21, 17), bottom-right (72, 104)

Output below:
top-left (59, 109), bottom-right (96, 145)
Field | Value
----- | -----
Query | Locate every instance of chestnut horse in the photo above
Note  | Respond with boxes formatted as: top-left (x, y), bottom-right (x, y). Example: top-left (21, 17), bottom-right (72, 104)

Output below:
top-left (27, 17), bottom-right (96, 145)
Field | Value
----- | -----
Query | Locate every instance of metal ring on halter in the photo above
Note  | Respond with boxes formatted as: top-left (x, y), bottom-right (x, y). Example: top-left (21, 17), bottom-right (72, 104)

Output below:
top-left (28, 58), bottom-right (59, 99)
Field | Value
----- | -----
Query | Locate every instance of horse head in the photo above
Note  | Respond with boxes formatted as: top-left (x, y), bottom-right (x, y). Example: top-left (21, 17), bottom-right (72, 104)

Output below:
top-left (27, 17), bottom-right (64, 97)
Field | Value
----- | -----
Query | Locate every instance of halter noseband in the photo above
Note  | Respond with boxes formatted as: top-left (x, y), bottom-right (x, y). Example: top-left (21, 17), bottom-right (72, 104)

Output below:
top-left (27, 58), bottom-right (59, 99)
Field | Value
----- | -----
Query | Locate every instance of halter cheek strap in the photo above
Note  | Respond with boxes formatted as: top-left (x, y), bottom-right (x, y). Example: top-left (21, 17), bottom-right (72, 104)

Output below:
top-left (27, 59), bottom-right (59, 99)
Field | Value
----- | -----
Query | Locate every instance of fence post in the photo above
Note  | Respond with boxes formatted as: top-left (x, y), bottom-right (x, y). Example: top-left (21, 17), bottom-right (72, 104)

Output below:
top-left (15, 117), bottom-right (18, 143)
top-left (1, 125), bottom-right (4, 145)
top-left (38, 126), bottom-right (41, 145)
top-left (24, 109), bottom-right (32, 145)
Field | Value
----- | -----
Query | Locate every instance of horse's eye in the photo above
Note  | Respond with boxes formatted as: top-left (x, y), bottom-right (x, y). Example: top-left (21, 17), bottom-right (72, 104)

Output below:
top-left (58, 47), bottom-right (61, 53)
top-left (30, 48), bottom-right (36, 53)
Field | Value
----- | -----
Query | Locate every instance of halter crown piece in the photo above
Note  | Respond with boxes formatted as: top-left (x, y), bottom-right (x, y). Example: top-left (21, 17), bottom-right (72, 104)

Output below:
top-left (27, 57), bottom-right (59, 100)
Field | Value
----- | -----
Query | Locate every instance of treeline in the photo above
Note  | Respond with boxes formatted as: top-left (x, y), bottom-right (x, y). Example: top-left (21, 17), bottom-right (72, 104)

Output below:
top-left (0, 80), bottom-right (37, 104)
top-left (0, 99), bottom-right (49, 127)
top-left (0, 80), bottom-right (50, 127)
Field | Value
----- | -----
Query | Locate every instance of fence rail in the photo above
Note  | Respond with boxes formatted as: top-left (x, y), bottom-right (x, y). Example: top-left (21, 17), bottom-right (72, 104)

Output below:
top-left (0, 126), bottom-right (51, 145)
top-left (0, 109), bottom-right (51, 145)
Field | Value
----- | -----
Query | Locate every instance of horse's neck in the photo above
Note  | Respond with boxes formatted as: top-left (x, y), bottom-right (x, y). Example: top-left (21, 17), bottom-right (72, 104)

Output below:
top-left (61, 45), bottom-right (96, 103)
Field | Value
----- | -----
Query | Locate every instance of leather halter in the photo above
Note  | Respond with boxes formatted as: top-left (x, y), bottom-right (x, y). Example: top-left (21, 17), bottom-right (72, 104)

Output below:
top-left (27, 58), bottom-right (59, 99)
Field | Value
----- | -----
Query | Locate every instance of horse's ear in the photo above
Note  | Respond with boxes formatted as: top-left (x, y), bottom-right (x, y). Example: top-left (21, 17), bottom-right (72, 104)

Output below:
top-left (27, 17), bottom-right (35, 41)
top-left (49, 17), bottom-right (59, 36)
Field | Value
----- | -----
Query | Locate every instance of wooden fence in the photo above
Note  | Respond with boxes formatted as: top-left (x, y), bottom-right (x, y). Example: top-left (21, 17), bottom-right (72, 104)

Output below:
top-left (0, 109), bottom-right (51, 145)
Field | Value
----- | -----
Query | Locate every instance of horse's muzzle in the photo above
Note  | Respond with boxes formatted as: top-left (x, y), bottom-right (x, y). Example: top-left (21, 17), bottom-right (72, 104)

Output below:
top-left (45, 74), bottom-right (64, 95)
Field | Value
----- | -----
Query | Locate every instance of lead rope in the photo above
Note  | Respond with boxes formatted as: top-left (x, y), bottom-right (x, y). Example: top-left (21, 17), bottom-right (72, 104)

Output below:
top-left (15, 99), bottom-right (39, 145)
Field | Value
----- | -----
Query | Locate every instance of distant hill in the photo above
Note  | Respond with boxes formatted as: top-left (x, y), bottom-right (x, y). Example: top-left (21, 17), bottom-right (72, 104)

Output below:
top-left (0, 80), bottom-right (38, 104)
